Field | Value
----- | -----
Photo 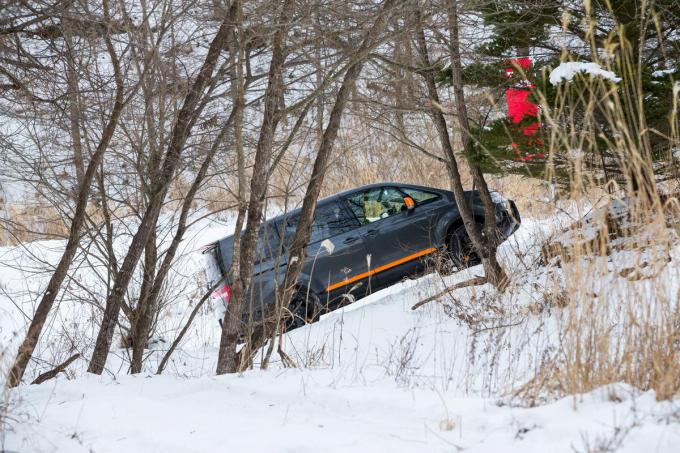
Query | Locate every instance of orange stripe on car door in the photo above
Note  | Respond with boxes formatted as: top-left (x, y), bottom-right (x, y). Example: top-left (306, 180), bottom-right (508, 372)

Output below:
top-left (325, 247), bottom-right (437, 293)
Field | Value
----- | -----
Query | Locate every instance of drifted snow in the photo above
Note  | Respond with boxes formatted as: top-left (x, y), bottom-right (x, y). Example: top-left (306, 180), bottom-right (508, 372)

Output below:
top-left (549, 62), bottom-right (621, 85)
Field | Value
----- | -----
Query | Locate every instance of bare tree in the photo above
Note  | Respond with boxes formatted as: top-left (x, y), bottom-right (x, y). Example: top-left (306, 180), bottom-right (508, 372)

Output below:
top-left (215, 0), bottom-right (295, 375)
top-left (129, 105), bottom-right (238, 373)
top-left (87, 1), bottom-right (240, 375)
top-left (6, 0), bottom-right (129, 388)
top-left (239, 0), bottom-right (410, 370)
top-left (414, 4), bottom-right (507, 290)
top-left (444, 0), bottom-right (507, 288)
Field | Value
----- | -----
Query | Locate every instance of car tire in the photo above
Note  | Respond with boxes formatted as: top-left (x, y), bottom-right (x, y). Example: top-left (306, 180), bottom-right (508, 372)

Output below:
top-left (440, 223), bottom-right (482, 275)
top-left (283, 290), bottom-right (321, 331)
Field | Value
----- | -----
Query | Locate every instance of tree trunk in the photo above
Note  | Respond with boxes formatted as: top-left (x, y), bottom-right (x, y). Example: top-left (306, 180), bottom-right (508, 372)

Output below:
top-left (215, 0), bottom-right (293, 375)
top-left (245, 61), bottom-right (365, 369)
top-left (130, 228), bottom-right (157, 373)
top-left (448, 0), bottom-right (507, 290)
top-left (242, 0), bottom-right (400, 371)
top-left (65, 31), bottom-right (85, 188)
top-left (445, 0), bottom-right (507, 289)
top-left (131, 106), bottom-right (237, 373)
top-left (415, 8), bottom-right (507, 291)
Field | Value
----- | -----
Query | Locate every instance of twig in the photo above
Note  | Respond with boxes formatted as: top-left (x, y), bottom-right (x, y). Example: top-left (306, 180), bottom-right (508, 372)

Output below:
top-left (411, 276), bottom-right (487, 310)
top-left (31, 353), bottom-right (80, 385)
top-left (278, 344), bottom-right (297, 368)
top-left (472, 320), bottom-right (524, 335)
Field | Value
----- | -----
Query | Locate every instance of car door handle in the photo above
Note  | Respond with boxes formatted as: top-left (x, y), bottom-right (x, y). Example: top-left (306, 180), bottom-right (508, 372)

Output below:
top-left (344, 236), bottom-right (359, 244)
top-left (364, 229), bottom-right (378, 238)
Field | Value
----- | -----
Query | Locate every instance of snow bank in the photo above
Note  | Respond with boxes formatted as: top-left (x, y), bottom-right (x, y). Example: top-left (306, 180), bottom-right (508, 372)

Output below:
top-left (5, 373), bottom-right (679, 453)
top-left (549, 62), bottom-right (621, 85)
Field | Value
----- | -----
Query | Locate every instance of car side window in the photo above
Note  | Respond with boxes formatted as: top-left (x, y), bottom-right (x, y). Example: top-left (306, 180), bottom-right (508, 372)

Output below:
top-left (401, 187), bottom-right (440, 205)
top-left (311, 202), bottom-right (358, 242)
top-left (345, 187), bottom-right (407, 224)
top-left (284, 201), bottom-right (358, 244)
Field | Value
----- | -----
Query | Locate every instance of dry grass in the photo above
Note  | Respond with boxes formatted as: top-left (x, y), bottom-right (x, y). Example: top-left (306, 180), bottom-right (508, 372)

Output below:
top-left (1, 201), bottom-right (68, 246)
top-left (511, 9), bottom-right (680, 403)
top-left (524, 212), bottom-right (680, 403)
top-left (320, 115), bottom-right (560, 219)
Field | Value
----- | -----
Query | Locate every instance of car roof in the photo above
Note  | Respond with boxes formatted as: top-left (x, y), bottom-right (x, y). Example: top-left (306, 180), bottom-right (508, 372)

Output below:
top-left (331, 182), bottom-right (447, 199)
top-left (265, 182), bottom-right (444, 225)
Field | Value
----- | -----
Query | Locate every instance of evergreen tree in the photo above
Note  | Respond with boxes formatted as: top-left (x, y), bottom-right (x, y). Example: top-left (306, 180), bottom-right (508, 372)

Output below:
top-left (438, 0), bottom-right (679, 189)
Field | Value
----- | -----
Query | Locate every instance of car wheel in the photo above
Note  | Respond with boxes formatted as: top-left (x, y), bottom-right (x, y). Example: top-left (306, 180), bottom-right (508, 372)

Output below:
top-left (443, 223), bottom-right (481, 273)
top-left (283, 290), bottom-right (321, 331)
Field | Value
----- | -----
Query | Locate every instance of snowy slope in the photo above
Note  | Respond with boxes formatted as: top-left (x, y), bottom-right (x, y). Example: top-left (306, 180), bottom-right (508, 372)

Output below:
top-left (2, 210), bottom-right (680, 452)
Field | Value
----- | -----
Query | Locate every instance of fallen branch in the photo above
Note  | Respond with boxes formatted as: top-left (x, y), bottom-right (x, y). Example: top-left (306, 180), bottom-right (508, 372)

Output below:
top-left (31, 353), bottom-right (80, 385)
top-left (410, 276), bottom-right (487, 311)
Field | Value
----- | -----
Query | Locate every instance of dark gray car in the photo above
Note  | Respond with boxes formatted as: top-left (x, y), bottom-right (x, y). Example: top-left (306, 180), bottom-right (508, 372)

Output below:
top-left (204, 183), bottom-right (520, 329)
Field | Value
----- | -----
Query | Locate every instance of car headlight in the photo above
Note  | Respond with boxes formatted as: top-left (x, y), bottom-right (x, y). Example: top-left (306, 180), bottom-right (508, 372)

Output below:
top-left (489, 191), bottom-right (510, 209)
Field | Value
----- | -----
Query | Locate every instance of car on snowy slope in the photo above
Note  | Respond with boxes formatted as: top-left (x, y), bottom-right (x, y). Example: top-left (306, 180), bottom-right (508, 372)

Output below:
top-left (203, 183), bottom-right (520, 329)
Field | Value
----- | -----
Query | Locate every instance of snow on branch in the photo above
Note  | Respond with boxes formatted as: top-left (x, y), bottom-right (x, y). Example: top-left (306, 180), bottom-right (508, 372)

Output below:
top-left (549, 62), bottom-right (621, 86)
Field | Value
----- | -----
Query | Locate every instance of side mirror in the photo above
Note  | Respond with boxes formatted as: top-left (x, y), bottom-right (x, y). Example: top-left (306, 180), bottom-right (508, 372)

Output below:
top-left (403, 196), bottom-right (416, 210)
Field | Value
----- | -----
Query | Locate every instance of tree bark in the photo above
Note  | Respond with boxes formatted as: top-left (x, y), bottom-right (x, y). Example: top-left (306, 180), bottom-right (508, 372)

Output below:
top-left (87, 3), bottom-right (238, 375)
top-left (31, 353), bottom-right (81, 385)
top-left (130, 228), bottom-right (157, 373)
top-left (65, 31), bottom-right (85, 187)
top-left (130, 106), bottom-right (237, 373)
top-left (444, 0), bottom-right (507, 289)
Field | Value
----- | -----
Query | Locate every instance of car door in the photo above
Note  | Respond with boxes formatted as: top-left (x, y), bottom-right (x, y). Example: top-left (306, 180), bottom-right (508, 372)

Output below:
top-left (398, 185), bottom-right (447, 246)
top-left (247, 220), bottom-right (286, 321)
top-left (342, 186), bottom-right (441, 291)
top-left (282, 200), bottom-right (369, 308)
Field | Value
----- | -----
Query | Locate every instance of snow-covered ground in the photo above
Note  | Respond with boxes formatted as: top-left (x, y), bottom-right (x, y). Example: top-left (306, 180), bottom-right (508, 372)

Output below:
top-left (2, 208), bottom-right (680, 452)
top-left (6, 373), bottom-right (679, 453)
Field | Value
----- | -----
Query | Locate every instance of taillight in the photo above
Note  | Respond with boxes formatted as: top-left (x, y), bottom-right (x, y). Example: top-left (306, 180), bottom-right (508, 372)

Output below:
top-left (212, 283), bottom-right (232, 307)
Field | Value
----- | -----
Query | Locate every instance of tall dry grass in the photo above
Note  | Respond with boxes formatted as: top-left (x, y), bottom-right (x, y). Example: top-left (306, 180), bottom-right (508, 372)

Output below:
top-left (1, 199), bottom-right (68, 246)
top-left (516, 7), bottom-right (680, 402)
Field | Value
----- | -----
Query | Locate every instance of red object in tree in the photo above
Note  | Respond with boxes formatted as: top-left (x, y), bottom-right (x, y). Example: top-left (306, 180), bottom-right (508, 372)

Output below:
top-left (504, 57), bottom-right (543, 161)
top-left (506, 89), bottom-right (538, 124)
top-left (522, 121), bottom-right (540, 136)
top-left (213, 283), bottom-right (232, 306)
top-left (513, 57), bottom-right (532, 69)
